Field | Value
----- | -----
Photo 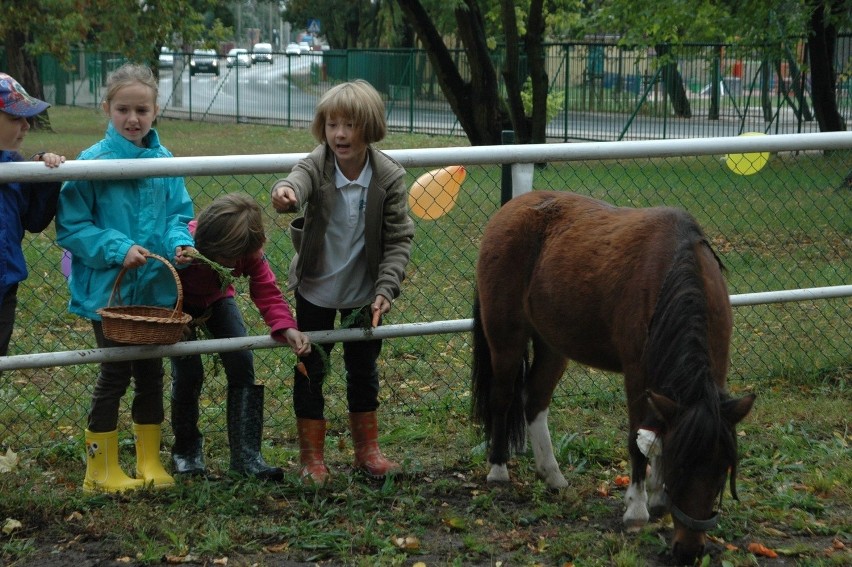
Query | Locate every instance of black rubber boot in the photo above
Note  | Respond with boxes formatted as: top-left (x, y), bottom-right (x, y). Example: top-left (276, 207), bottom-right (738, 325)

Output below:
top-left (170, 379), bottom-right (207, 477)
top-left (227, 385), bottom-right (284, 481)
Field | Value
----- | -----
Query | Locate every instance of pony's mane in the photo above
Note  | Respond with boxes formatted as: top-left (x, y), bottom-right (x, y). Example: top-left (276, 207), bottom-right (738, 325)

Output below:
top-left (643, 216), bottom-right (736, 493)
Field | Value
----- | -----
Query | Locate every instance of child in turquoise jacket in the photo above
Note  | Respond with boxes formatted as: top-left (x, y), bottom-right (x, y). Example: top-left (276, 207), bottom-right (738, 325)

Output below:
top-left (56, 63), bottom-right (195, 493)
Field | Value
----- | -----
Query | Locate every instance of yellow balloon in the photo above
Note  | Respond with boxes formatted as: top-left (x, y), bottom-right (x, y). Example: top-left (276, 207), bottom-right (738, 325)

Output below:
top-left (408, 165), bottom-right (467, 220)
top-left (726, 132), bottom-right (770, 175)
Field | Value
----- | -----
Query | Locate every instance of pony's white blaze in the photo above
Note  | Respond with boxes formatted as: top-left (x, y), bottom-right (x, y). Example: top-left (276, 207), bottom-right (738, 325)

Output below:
top-left (623, 481), bottom-right (650, 531)
top-left (528, 409), bottom-right (569, 488)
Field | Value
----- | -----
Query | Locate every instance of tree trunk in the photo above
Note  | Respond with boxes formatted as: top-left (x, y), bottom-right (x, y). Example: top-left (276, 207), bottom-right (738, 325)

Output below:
top-left (3, 28), bottom-right (52, 131)
top-left (499, 0), bottom-right (530, 143)
top-left (807, 1), bottom-right (845, 132)
top-left (525, 0), bottom-right (548, 144)
top-left (655, 44), bottom-right (691, 118)
top-left (396, 0), bottom-right (508, 145)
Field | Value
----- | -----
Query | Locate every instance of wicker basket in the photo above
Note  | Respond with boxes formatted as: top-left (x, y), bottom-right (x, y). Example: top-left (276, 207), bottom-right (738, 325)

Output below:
top-left (97, 253), bottom-right (193, 345)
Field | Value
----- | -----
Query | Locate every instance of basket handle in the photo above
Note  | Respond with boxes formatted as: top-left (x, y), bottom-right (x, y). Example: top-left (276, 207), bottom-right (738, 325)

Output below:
top-left (105, 252), bottom-right (185, 319)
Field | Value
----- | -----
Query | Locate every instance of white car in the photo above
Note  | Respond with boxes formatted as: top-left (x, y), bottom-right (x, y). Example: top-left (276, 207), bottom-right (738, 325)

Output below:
top-left (298, 41), bottom-right (311, 54)
top-left (251, 42), bottom-right (273, 63)
top-left (158, 46), bottom-right (174, 69)
top-left (285, 43), bottom-right (301, 56)
top-left (226, 48), bottom-right (252, 68)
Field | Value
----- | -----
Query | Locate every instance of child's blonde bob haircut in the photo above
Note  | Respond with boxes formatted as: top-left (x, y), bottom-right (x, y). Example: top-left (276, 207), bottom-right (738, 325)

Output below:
top-left (310, 79), bottom-right (387, 145)
top-left (194, 193), bottom-right (266, 260)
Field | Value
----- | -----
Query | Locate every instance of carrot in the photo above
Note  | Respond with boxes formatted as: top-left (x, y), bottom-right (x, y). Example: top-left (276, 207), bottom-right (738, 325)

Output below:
top-left (614, 475), bottom-right (630, 487)
top-left (747, 542), bottom-right (778, 558)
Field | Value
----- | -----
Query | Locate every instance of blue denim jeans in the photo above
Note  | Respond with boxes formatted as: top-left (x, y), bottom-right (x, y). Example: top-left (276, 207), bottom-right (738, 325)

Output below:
top-left (294, 291), bottom-right (382, 420)
top-left (88, 320), bottom-right (165, 432)
top-left (169, 297), bottom-right (254, 451)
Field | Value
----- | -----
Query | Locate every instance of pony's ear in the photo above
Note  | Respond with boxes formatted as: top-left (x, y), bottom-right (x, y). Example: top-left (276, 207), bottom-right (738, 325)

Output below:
top-left (721, 393), bottom-right (756, 426)
top-left (646, 390), bottom-right (679, 424)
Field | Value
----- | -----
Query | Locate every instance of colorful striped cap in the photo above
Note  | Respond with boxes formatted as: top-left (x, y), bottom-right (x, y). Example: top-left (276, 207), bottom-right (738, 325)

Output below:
top-left (0, 73), bottom-right (50, 117)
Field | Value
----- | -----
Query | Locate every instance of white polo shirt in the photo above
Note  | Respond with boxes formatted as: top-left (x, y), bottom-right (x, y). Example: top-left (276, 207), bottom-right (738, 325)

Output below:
top-left (298, 156), bottom-right (374, 309)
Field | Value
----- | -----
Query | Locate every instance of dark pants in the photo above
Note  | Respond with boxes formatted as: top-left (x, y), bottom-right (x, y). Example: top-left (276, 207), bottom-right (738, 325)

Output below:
top-left (88, 320), bottom-right (165, 432)
top-left (169, 297), bottom-right (254, 450)
top-left (294, 291), bottom-right (382, 420)
top-left (0, 284), bottom-right (18, 358)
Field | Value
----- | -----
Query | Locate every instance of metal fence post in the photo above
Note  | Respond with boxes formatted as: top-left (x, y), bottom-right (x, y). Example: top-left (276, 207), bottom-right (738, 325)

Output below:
top-left (501, 130), bottom-right (515, 205)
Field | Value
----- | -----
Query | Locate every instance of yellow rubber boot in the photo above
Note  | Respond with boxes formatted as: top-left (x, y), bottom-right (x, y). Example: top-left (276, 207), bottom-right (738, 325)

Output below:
top-left (83, 429), bottom-right (145, 493)
top-left (133, 423), bottom-right (175, 489)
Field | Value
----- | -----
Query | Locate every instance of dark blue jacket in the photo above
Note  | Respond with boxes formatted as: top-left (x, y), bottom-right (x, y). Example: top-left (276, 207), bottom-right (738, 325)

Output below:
top-left (0, 150), bottom-right (60, 300)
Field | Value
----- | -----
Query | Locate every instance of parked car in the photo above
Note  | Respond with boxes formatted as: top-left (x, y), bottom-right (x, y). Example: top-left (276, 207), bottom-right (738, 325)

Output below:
top-left (226, 48), bottom-right (252, 68)
top-left (251, 42), bottom-right (273, 63)
top-left (158, 46), bottom-right (174, 69)
top-left (298, 41), bottom-right (311, 54)
top-left (190, 49), bottom-right (219, 76)
top-left (285, 43), bottom-right (301, 56)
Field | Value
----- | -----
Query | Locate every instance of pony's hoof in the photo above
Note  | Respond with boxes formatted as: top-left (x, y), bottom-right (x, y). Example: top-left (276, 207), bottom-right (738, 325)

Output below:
top-left (486, 464), bottom-right (510, 483)
top-left (540, 472), bottom-right (569, 489)
top-left (623, 502), bottom-right (650, 532)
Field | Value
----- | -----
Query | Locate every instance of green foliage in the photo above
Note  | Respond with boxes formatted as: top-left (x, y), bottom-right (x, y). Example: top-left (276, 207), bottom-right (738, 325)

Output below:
top-left (520, 77), bottom-right (565, 122)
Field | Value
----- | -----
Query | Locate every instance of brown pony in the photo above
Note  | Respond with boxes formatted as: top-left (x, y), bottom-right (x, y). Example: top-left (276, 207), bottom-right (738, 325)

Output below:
top-left (471, 191), bottom-right (755, 564)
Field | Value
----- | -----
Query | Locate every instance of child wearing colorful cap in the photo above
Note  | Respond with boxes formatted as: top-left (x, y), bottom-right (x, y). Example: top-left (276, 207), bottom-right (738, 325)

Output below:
top-left (0, 72), bottom-right (66, 357)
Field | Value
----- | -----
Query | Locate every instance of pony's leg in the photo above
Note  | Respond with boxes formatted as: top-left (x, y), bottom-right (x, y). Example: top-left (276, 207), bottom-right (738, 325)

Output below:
top-left (486, 340), bottom-right (529, 484)
top-left (528, 408), bottom-right (568, 488)
top-left (526, 339), bottom-right (569, 489)
top-left (646, 454), bottom-right (667, 517)
top-left (623, 480), bottom-right (650, 531)
top-left (623, 435), bottom-right (650, 530)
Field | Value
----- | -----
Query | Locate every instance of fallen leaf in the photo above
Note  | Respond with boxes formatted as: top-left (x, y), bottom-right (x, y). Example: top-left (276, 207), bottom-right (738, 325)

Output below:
top-left (596, 482), bottom-right (609, 497)
top-left (0, 448), bottom-right (18, 473)
top-left (65, 511), bottom-right (83, 522)
top-left (2, 518), bottom-right (22, 535)
top-left (393, 535), bottom-right (421, 550)
top-left (212, 558), bottom-right (228, 565)
top-left (748, 542), bottom-right (778, 558)
top-left (832, 539), bottom-right (845, 550)
top-left (264, 542), bottom-right (289, 553)
top-left (442, 516), bottom-right (466, 531)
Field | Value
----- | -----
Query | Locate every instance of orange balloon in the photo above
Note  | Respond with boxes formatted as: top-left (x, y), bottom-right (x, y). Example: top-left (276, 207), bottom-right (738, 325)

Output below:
top-left (408, 165), bottom-right (466, 220)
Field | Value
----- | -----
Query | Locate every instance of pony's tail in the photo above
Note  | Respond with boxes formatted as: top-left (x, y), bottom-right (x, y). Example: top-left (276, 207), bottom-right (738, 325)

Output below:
top-left (471, 289), bottom-right (492, 430)
top-left (471, 288), bottom-right (528, 454)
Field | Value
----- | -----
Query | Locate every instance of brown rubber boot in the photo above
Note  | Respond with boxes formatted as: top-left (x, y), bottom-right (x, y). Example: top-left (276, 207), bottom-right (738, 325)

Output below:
top-left (348, 411), bottom-right (400, 478)
top-left (297, 417), bottom-right (329, 485)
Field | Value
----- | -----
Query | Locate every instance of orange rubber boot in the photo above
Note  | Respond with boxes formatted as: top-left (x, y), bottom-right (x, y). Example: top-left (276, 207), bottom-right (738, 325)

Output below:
top-left (349, 411), bottom-right (400, 478)
top-left (297, 417), bottom-right (329, 485)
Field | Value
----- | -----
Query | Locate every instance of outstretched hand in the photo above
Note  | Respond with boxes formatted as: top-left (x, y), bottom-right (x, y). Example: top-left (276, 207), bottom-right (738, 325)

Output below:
top-left (271, 183), bottom-right (298, 213)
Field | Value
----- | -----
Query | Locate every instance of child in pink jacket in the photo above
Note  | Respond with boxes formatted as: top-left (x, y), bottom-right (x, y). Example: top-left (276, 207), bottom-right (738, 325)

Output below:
top-left (170, 193), bottom-right (309, 480)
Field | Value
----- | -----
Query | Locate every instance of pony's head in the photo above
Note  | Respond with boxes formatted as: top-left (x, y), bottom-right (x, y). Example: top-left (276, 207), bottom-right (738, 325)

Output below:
top-left (646, 390), bottom-right (755, 564)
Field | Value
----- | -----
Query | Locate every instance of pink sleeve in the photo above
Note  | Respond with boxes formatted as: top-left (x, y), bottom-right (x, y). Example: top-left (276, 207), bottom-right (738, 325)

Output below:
top-left (244, 251), bottom-right (298, 335)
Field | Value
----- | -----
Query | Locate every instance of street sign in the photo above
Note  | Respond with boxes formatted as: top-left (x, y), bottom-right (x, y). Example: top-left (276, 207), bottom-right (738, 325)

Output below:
top-left (308, 19), bottom-right (321, 34)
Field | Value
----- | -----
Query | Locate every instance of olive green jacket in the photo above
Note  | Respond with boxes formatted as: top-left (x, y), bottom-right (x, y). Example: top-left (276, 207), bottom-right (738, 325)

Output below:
top-left (274, 143), bottom-right (414, 304)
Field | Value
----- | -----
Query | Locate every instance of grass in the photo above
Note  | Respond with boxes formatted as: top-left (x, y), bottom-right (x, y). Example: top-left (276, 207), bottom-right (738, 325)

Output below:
top-left (0, 106), bottom-right (850, 566)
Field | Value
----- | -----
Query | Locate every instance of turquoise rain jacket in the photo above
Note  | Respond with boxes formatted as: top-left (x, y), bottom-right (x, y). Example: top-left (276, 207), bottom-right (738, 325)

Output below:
top-left (56, 124), bottom-right (194, 320)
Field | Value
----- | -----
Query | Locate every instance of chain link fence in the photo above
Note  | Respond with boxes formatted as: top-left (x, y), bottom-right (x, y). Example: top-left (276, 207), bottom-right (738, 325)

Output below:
top-left (22, 37), bottom-right (852, 141)
top-left (1, 136), bottom-right (850, 456)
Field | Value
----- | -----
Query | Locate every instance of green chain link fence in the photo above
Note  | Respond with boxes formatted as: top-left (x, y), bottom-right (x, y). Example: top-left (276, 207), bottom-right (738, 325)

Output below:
top-left (1, 136), bottom-right (849, 457)
top-left (20, 37), bottom-right (852, 141)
